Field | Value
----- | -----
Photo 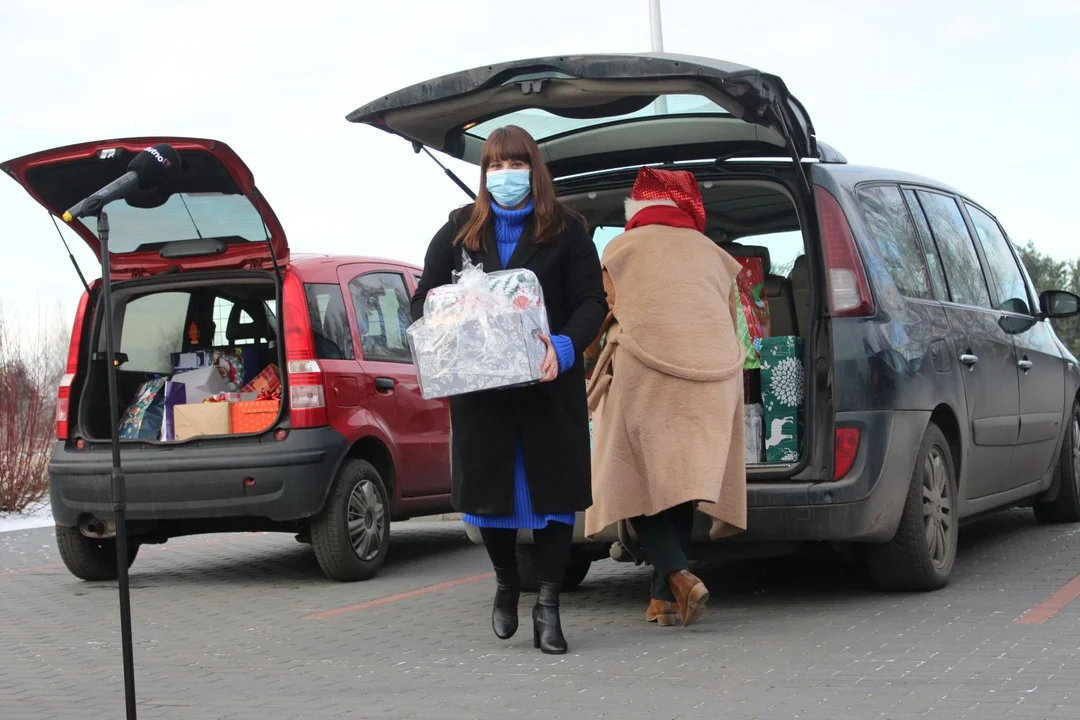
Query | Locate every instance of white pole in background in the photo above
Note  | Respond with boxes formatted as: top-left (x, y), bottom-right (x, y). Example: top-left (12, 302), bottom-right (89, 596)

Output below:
top-left (649, 0), bottom-right (664, 53)
top-left (649, 0), bottom-right (668, 114)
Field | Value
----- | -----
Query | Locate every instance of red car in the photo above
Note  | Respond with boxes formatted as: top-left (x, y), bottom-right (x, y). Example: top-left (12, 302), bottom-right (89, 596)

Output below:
top-left (1, 137), bottom-right (453, 582)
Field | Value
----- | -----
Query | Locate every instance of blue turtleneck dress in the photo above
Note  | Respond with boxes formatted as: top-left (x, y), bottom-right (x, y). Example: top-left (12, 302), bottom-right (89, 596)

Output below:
top-left (462, 200), bottom-right (577, 530)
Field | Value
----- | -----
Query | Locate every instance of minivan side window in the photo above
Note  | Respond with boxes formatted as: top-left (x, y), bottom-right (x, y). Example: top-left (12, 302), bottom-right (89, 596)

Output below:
top-left (965, 204), bottom-right (1031, 315)
top-left (119, 291), bottom-right (191, 373)
top-left (349, 272), bottom-right (413, 363)
top-left (856, 185), bottom-right (933, 300)
top-left (304, 283), bottom-right (355, 360)
top-left (912, 191), bottom-right (992, 309)
top-left (901, 189), bottom-right (949, 300)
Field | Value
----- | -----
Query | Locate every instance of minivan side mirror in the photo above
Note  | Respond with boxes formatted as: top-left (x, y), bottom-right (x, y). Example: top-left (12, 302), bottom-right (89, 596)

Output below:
top-left (1039, 290), bottom-right (1080, 319)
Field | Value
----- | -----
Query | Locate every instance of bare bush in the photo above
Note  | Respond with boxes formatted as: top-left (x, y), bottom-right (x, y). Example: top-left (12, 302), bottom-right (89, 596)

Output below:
top-left (0, 305), bottom-right (70, 513)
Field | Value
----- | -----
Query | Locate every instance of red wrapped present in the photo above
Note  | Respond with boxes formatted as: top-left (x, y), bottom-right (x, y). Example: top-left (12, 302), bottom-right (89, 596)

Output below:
top-left (229, 399), bottom-right (280, 435)
top-left (242, 364), bottom-right (281, 397)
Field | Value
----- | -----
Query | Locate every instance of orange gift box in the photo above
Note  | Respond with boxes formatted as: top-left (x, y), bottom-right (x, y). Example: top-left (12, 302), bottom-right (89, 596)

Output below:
top-left (229, 399), bottom-right (280, 434)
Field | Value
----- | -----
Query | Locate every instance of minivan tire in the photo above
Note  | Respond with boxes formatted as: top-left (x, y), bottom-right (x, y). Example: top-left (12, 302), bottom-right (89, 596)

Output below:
top-left (1034, 400), bottom-right (1080, 524)
top-left (515, 544), bottom-right (591, 592)
top-left (55, 526), bottom-right (139, 581)
top-left (864, 423), bottom-right (958, 592)
top-left (311, 459), bottom-right (391, 582)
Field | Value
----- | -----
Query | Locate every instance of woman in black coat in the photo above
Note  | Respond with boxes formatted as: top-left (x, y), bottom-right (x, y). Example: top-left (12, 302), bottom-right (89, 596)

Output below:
top-left (412, 125), bottom-right (606, 653)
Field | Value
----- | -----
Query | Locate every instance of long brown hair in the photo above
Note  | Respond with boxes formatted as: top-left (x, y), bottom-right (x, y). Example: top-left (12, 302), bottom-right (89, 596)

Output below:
top-left (454, 125), bottom-right (573, 252)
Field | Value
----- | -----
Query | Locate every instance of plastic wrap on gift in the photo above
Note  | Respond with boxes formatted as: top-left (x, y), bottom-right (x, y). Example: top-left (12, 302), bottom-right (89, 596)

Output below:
top-left (744, 403), bottom-right (763, 464)
top-left (409, 257), bottom-right (550, 400)
top-left (119, 377), bottom-right (167, 440)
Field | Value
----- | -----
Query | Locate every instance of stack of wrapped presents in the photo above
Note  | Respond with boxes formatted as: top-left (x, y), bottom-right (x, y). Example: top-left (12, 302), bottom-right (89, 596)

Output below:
top-left (734, 255), bottom-right (805, 464)
top-left (408, 259), bottom-right (550, 400)
top-left (118, 347), bottom-right (282, 442)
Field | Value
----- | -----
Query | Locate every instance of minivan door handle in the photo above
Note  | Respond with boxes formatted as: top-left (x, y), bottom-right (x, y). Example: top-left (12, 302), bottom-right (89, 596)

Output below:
top-left (374, 377), bottom-right (395, 393)
top-left (959, 353), bottom-right (979, 367)
top-left (1018, 359), bottom-right (1033, 372)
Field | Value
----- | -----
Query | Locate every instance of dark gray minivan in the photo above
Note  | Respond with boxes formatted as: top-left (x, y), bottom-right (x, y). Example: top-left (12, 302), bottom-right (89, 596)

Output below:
top-left (349, 53), bottom-right (1080, 591)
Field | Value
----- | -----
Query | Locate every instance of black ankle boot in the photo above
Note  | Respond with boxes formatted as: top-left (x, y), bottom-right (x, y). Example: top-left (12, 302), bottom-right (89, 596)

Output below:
top-left (532, 581), bottom-right (567, 654)
top-left (492, 568), bottom-right (520, 640)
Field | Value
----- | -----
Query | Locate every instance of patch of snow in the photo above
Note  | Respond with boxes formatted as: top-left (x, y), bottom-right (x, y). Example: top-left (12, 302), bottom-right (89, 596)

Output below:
top-left (0, 501), bottom-right (54, 533)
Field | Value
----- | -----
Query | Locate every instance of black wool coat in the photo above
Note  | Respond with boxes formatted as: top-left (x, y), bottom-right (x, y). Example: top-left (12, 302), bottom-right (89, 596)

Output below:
top-left (412, 204), bottom-right (607, 516)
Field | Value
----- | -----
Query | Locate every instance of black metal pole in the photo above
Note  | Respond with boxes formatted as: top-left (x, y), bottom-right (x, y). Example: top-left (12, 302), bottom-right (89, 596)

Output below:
top-left (97, 210), bottom-right (138, 720)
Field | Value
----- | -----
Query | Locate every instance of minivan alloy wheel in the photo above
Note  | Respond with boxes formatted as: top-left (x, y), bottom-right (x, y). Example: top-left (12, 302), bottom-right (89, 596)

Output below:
top-left (348, 479), bottom-right (386, 562)
top-left (922, 445), bottom-right (954, 571)
top-left (864, 422), bottom-right (958, 591)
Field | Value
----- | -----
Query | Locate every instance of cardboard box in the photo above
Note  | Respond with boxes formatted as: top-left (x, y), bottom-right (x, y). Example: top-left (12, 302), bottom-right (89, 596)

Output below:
top-left (230, 399), bottom-right (280, 435)
top-left (173, 402), bottom-right (232, 441)
top-left (761, 336), bottom-right (804, 463)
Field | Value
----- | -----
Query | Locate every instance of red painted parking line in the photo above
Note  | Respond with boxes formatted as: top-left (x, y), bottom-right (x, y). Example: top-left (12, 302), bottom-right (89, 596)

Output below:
top-left (1015, 572), bottom-right (1080, 624)
top-left (304, 571), bottom-right (495, 620)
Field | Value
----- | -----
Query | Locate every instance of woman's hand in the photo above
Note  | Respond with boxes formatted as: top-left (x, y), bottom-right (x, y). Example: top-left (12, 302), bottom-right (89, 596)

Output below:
top-left (538, 334), bottom-right (559, 383)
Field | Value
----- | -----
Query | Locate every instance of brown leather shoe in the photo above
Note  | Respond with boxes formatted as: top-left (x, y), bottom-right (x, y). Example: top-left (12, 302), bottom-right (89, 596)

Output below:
top-left (645, 599), bottom-right (679, 626)
top-left (666, 570), bottom-right (709, 626)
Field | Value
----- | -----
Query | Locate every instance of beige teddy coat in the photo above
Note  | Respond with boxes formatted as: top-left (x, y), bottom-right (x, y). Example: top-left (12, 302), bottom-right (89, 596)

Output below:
top-left (584, 223), bottom-right (748, 539)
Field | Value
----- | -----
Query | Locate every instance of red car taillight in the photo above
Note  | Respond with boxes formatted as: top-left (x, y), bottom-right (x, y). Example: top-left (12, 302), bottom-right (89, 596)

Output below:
top-left (816, 185), bottom-right (874, 318)
top-left (282, 271), bottom-right (328, 428)
top-left (57, 287), bottom-right (94, 440)
top-left (834, 426), bottom-right (861, 480)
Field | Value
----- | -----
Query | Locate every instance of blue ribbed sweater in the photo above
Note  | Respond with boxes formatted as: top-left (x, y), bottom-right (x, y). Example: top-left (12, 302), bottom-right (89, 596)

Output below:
top-left (462, 200), bottom-right (576, 530)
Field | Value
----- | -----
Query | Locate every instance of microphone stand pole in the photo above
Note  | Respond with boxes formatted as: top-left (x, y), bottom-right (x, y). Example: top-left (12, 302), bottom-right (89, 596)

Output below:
top-left (96, 209), bottom-right (139, 720)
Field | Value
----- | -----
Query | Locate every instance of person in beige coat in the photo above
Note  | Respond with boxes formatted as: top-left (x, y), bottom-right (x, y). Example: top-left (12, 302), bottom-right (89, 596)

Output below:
top-left (584, 167), bottom-right (747, 628)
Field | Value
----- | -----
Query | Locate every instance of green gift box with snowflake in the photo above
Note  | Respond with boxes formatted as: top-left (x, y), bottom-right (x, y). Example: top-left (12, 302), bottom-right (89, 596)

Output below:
top-left (760, 336), bottom-right (804, 463)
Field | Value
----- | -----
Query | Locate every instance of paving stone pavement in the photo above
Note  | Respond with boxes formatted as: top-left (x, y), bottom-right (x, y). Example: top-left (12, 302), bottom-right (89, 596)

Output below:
top-left (1, 509), bottom-right (1078, 719)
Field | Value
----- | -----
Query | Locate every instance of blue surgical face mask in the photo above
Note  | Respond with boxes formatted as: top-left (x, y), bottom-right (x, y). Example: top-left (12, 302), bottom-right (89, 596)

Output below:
top-left (486, 169), bottom-right (531, 207)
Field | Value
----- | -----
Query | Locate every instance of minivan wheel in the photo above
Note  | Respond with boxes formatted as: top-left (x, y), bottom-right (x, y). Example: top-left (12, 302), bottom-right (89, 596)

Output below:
top-left (864, 423), bottom-right (958, 592)
top-left (1034, 401), bottom-right (1080, 524)
top-left (55, 526), bottom-right (139, 582)
top-left (515, 544), bottom-right (591, 592)
top-left (311, 459), bottom-right (391, 582)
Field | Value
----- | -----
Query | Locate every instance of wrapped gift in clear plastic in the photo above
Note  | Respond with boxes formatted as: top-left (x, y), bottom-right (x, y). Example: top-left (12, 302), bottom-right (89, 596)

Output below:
top-left (408, 254), bottom-right (550, 400)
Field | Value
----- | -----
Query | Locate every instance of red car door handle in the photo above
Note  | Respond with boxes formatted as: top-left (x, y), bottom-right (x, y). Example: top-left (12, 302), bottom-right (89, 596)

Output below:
top-left (374, 377), bottom-right (395, 392)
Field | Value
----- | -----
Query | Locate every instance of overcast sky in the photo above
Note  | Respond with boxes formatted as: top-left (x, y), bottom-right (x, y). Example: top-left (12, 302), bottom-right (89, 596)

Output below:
top-left (1, 0), bottom-right (1077, 341)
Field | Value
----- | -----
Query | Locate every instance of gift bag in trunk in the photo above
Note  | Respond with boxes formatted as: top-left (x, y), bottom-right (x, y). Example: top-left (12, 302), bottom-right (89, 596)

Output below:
top-left (159, 381), bottom-right (187, 441)
top-left (118, 377), bottom-right (167, 440)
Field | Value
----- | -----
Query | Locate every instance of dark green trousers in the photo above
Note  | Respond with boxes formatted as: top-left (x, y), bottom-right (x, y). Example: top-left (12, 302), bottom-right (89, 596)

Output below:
top-left (629, 502), bottom-right (695, 602)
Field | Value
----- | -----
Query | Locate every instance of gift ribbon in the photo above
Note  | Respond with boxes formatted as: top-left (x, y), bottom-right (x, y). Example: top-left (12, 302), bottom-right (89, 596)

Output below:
top-left (257, 388), bottom-right (282, 401)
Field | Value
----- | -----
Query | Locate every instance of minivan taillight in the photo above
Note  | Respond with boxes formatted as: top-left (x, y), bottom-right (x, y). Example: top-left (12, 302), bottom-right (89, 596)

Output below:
top-left (815, 185), bottom-right (874, 318)
top-left (57, 287), bottom-right (94, 440)
top-left (282, 272), bottom-right (328, 428)
top-left (834, 426), bottom-right (861, 480)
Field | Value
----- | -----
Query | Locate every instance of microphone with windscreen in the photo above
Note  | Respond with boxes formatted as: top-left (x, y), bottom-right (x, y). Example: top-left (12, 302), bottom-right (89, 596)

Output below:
top-left (63, 143), bottom-right (182, 222)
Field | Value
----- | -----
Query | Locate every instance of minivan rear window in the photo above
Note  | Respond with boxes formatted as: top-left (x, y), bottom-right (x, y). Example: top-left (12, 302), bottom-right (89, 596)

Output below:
top-left (466, 94), bottom-right (730, 141)
top-left (856, 186), bottom-right (932, 300)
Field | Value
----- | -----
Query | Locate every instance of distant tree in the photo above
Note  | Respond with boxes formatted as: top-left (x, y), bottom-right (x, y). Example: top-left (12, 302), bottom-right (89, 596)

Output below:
top-left (1017, 241), bottom-right (1080, 359)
